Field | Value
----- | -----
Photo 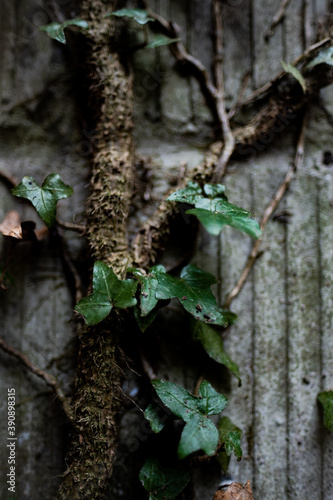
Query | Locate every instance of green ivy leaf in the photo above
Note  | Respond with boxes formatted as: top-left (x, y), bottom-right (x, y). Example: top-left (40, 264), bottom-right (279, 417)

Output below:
top-left (318, 391), bottom-right (333, 432)
top-left (144, 403), bottom-right (167, 433)
top-left (167, 182), bottom-right (262, 239)
top-left (192, 320), bottom-right (241, 382)
top-left (107, 8), bottom-right (154, 25)
top-left (155, 264), bottom-right (228, 326)
top-left (152, 379), bottom-right (227, 458)
top-left (39, 19), bottom-right (89, 44)
top-left (75, 261), bottom-right (137, 325)
top-left (139, 457), bottom-right (190, 500)
top-left (133, 305), bottom-right (159, 332)
top-left (218, 416), bottom-right (243, 460)
top-left (146, 34), bottom-right (180, 49)
top-left (167, 180), bottom-right (204, 205)
top-left (131, 264), bottom-right (227, 326)
top-left (281, 61), bottom-right (306, 93)
top-left (177, 413), bottom-right (219, 459)
top-left (11, 174), bottom-right (73, 228)
top-left (306, 47), bottom-right (333, 70)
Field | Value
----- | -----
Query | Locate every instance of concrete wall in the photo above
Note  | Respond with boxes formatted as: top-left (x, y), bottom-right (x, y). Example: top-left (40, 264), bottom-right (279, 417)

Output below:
top-left (0, 0), bottom-right (332, 499)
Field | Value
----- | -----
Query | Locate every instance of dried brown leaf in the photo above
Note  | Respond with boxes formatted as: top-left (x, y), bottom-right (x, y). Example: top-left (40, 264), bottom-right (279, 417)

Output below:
top-left (0, 210), bottom-right (47, 242)
top-left (213, 480), bottom-right (254, 500)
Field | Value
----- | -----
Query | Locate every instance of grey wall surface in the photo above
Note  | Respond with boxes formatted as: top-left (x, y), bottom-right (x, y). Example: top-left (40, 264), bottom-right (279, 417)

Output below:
top-left (0, 0), bottom-right (332, 499)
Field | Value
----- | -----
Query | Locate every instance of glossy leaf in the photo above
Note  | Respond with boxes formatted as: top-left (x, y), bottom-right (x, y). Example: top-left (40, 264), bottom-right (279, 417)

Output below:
top-left (154, 264), bottom-right (228, 326)
top-left (131, 264), bottom-right (227, 326)
top-left (152, 379), bottom-right (227, 458)
top-left (107, 8), bottom-right (154, 25)
top-left (39, 19), bottom-right (89, 44)
top-left (11, 174), bottom-right (73, 228)
top-left (139, 457), bottom-right (190, 500)
top-left (218, 416), bottom-right (243, 461)
top-left (167, 182), bottom-right (262, 239)
top-left (167, 180), bottom-right (203, 205)
top-left (146, 35), bottom-right (180, 49)
top-left (75, 261), bottom-right (137, 325)
top-left (192, 320), bottom-right (241, 382)
top-left (318, 391), bottom-right (333, 432)
top-left (281, 61), bottom-right (306, 93)
top-left (306, 47), bottom-right (333, 69)
top-left (144, 403), bottom-right (167, 433)
top-left (178, 413), bottom-right (219, 459)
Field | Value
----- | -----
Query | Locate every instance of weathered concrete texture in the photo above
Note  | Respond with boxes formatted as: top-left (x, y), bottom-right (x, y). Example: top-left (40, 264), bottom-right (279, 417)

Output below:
top-left (131, 1), bottom-right (333, 499)
top-left (0, 0), bottom-right (88, 498)
top-left (1, 0), bottom-right (333, 498)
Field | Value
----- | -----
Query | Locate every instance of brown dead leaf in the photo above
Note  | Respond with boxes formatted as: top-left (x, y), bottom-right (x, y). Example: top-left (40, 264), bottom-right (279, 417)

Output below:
top-left (0, 210), bottom-right (21, 238)
top-left (213, 480), bottom-right (254, 500)
top-left (0, 210), bottom-right (46, 241)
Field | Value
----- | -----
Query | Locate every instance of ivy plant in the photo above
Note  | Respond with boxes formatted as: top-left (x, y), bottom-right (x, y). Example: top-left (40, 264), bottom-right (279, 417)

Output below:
top-left (167, 181), bottom-right (262, 238)
top-left (74, 261), bottom-right (138, 325)
top-left (11, 173), bottom-right (73, 228)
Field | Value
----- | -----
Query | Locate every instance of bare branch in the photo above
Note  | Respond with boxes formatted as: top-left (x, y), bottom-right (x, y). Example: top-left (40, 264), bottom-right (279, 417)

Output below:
top-left (265, 0), bottom-right (292, 41)
top-left (223, 113), bottom-right (307, 309)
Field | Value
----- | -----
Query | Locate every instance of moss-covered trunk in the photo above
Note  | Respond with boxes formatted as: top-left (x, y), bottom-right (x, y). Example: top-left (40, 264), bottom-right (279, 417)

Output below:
top-left (57, 1), bottom-right (134, 498)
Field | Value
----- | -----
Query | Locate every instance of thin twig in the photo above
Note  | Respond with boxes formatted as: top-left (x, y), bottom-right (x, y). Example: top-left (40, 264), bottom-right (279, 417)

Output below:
top-left (238, 37), bottom-right (331, 108)
top-left (265, 0), bottom-right (292, 41)
top-left (0, 336), bottom-right (74, 423)
top-left (56, 219), bottom-right (86, 232)
top-left (143, 5), bottom-right (218, 107)
top-left (212, 0), bottom-right (235, 183)
top-left (223, 113), bottom-right (307, 309)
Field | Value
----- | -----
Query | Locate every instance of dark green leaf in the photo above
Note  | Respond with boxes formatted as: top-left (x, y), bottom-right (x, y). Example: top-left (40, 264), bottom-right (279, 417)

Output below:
top-left (178, 413), bottom-right (219, 459)
top-left (146, 35), bottom-right (180, 49)
top-left (168, 181), bottom-right (262, 239)
top-left (154, 264), bottom-right (228, 326)
top-left (218, 416), bottom-right (242, 459)
top-left (107, 8), bottom-right (154, 25)
top-left (39, 19), bottom-right (89, 44)
top-left (132, 266), bottom-right (166, 316)
top-left (11, 174), bottom-right (73, 228)
top-left (144, 403), bottom-right (167, 433)
top-left (75, 261), bottom-right (137, 325)
top-left (192, 321), bottom-right (241, 382)
top-left (152, 379), bottom-right (228, 458)
top-left (167, 181), bottom-right (203, 205)
top-left (318, 391), bottom-right (333, 432)
top-left (197, 380), bottom-right (228, 415)
top-left (134, 305), bottom-right (159, 332)
top-left (203, 183), bottom-right (226, 198)
top-left (139, 457), bottom-right (190, 500)
top-left (281, 61), bottom-right (306, 93)
top-left (217, 416), bottom-right (243, 471)
top-left (306, 47), bottom-right (333, 70)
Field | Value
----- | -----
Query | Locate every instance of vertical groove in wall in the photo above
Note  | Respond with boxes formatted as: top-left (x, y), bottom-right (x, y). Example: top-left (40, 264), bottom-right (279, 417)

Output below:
top-left (250, 171), bottom-right (256, 492)
top-left (316, 178), bottom-right (324, 500)
top-left (284, 222), bottom-right (290, 499)
top-left (249, 0), bottom-right (255, 89)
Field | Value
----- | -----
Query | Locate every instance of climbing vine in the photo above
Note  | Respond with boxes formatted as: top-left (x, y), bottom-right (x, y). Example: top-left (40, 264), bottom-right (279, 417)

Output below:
top-left (0, 1), bottom-right (333, 499)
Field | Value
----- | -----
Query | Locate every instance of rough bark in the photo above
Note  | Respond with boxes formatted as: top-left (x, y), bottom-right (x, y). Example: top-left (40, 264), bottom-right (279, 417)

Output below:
top-left (57, 1), bottom-right (134, 498)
